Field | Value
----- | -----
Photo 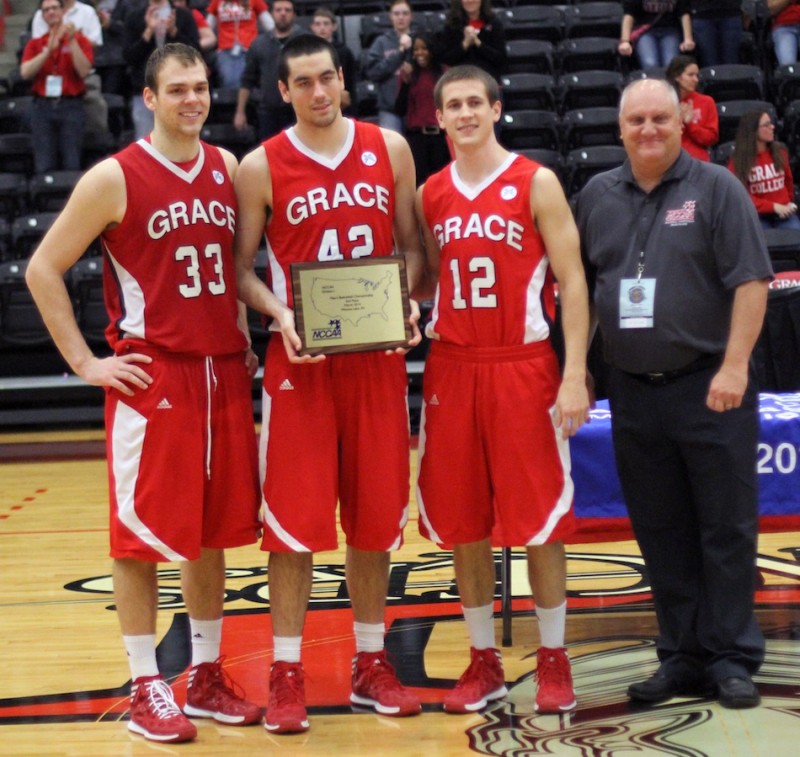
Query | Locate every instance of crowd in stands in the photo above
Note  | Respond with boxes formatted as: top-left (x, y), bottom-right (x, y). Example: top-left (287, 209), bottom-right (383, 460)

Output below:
top-left (3, 1), bottom-right (800, 284)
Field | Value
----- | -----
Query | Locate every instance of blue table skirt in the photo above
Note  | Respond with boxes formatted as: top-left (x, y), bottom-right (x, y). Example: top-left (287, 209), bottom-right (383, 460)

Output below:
top-left (570, 393), bottom-right (800, 540)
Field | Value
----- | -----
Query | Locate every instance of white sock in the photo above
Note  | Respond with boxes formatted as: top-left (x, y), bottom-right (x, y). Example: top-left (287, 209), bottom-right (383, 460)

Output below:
top-left (463, 604), bottom-right (496, 650)
top-left (536, 601), bottom-right (567, 649)
top-left (123, 634), bottom-right (159, 681)
top-left (189, 617), bottom-right (222, 667)
top-left (354, 621), bottom-right (385, 654)
top-left (273, 636), bottom-right (302, 664)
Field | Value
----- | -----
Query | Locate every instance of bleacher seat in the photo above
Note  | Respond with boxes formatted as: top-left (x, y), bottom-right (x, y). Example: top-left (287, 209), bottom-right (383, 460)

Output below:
top-left (355, 80), bottom-right (379, 118)
top-left (711, 140), bottom-right (736, 166)
top-left (0, 133), bottom-right (35, 175)
top-left (199, 124), bottom-right (257, 160)
top-left (563, 2), bottom-right (624, 39)
top-left (0, 173), bottom-right (30, 221)
top-left (70, 256), bottom-right (107, 347)
top-left (517, 148), bottom-right (564, 184)
top-left (781, 99), bottom-right (800, 151)
top-left (499, 110), bottom-right (561, 151)
top-left (10, 212), bottom-right (58, 260)
top-left (716, 99), bottom-right (777, 143)
top-left (0, 96), bottom-right (33, 134)
top-left (556, 37), bottom-right (619, 74)
top-left (625, 67), bottom-right (667, 83)
top-left (81, 130), bottom-right (118, 170)
top-left (772, 64), bottom-right (800, 114)
top-left (0, 219), bottom-right (10, 263)
top-left (505, 40), bottom-right (555, 75)
top-left (359, 12), bottom-right (395, 49)
top-left (501, 6), bottom-right (564, 44)
top-left (561, 107), bottom-right (621, 153)
top-left (28, 171), bottom-right (81, 213)
top-left (558, 70), bottom-right (623, 113)
top-left (0, 259), bottom-right (52, 347)
top-left (764, 228), bottom-right (800, 273)
top-left (499, 73), bottom-right (557, 112)
top-left (563, 145), bottom-right (627, 198)
top-left (102, 93), bottom-right (129, 138)
top-left (698, 64), bottom-right (765, 103)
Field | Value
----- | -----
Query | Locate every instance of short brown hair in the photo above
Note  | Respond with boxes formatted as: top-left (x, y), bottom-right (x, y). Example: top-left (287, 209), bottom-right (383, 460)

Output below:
top-left (144, 43), bottom-right (206, 93)
top-left (434, 65), bottom-right (499, 110)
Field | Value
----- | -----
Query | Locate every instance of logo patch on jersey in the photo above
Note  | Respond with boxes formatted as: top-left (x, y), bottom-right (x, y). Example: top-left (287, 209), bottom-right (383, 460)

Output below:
top-left (279, 379), bottom-right (294, 391)
top-left (664, 200), bottom-right (696, 226)
top-left (361, 151), bottom-right (377, 167)
top-left (500, 185), bottom-right (518, 201)
top-left (428, 394), bottom-right (440, 406)
top-left (156, 398), bottom-right (173, 410)
top-left (212, 170), bottom-right (225, 185)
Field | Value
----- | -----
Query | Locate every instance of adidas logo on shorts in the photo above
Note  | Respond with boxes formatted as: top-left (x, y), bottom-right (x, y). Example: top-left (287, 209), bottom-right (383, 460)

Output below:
top-left (279, 379), bottom-right (294, 391)
top-left (157, 398), bottom-right (173, 410)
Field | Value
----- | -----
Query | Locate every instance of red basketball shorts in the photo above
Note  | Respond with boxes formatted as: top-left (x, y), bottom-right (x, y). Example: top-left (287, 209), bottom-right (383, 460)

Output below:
top-left (259, 337), bottom-right (411, 553)
top-left (106, 341), bottom-right (260, 561)
top-left (416, 340), bottom-right (576, 547)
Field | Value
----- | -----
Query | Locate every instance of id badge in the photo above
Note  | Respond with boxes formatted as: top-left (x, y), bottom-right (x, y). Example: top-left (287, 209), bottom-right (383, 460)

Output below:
top-left (619, 277), bottom-right (655, 329)
top-left (45, 75), bottom-right (64, 98)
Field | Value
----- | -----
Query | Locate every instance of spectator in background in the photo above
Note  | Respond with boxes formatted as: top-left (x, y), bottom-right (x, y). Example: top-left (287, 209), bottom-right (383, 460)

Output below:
top-left (310, 7), bottom-right (357, 116)
top-left (729, 110), bottom-right (800, 230)
top-left (618, 1), bottom-right (695, 69)
top-left (666, 54), bottom-right (718, 161)
top-left (365, 0), bottom-right (413, 133)
top-left (95, 0), bottom-right (131, 97)
top-left (30, 0), bottom-right (103, 46)
top-left (434, 0), bottom-right (506, 83)
top-left (206, 0), bottom-right (274, 89)
top-left (234, 0), bottom-right (301, 139)
top-left (21, 0), bottom-right (94, 173)
top-left (395, 33), bottom-right (449, 185)
top-left (124, 0), bottom-right (201, 139)
top-left (690, 0), bottom-right (742, 67)
top-left (769, 0), bottom-right (800, 65)
top-left (173, 0), bottom-right (218, 61)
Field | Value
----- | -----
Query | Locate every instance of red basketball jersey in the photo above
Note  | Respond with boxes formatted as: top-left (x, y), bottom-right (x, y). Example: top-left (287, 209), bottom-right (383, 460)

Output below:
top-left (262, 119), bottom-right (397, 309)
top-left (101, 139), bottom-right (246, 356)
top-left (421, 154), bottom-right (557, 348)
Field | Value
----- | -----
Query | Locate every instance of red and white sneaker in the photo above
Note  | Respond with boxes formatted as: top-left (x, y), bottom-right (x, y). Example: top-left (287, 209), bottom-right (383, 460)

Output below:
top-left (443, 647), bottom-right (508, 714)
top-left (350, 650), bottom-right (421, 716)
top-left (128, 675), bottom-right (197, 743)
top-left (264, 661), bottom-right (309, 734)
top-left (535, 646), bottom-right (576, 713)
top-left (184, 657), bottom-right (262, 725)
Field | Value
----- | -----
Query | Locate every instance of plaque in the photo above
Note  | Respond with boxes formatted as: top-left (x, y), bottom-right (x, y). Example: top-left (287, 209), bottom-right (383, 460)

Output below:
top-left (290, 256), bottom-right (412, 355)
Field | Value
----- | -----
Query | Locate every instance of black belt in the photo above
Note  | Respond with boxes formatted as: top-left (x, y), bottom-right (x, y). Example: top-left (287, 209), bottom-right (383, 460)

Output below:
top-left (407, 126), bottom-right (441, 135)
top-left (626, 354), bottom-right (722, 386)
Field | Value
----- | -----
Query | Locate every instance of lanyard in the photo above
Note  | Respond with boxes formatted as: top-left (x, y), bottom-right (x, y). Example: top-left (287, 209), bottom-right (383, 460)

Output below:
top-left (633, 189), bottom-right (667, 282)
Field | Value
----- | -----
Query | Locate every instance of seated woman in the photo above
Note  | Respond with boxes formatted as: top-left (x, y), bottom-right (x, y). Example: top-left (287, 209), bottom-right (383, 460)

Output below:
top-left (728, 110), bottom-right (800, 230)
top-left (666, 54), bottom-right (718, 161)
top-left (618, 0), bottom-right (695, 69)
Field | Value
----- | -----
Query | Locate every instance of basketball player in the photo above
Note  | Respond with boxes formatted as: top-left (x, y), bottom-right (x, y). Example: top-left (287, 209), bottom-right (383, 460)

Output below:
top-left (415, 65), bottom-right (591, 714)
top-left (233, 34), bottom-right (424, 733)
top-left (25, 44), bottom-right (262, 744)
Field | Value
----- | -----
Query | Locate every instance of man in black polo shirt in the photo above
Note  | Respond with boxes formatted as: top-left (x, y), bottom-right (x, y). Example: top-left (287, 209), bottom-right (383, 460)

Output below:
top-left (576, 78), bottom-right (772, 709)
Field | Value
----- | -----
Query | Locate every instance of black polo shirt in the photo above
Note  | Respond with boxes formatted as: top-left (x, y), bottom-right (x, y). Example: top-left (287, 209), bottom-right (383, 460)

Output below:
top-left (576, 150), bottom-right (773, 374)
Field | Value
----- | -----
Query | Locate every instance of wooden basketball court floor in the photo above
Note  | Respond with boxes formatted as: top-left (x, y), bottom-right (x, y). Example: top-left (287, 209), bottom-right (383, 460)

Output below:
top-left (2, 427), bottom-right (800, 756)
